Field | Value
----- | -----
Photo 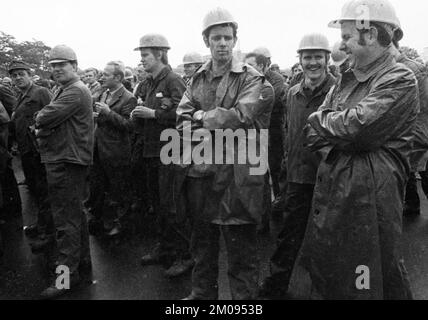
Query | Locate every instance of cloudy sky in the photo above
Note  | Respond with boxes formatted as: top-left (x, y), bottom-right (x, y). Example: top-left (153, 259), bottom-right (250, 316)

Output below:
top-left (1, 0), bottom-right (427, 70)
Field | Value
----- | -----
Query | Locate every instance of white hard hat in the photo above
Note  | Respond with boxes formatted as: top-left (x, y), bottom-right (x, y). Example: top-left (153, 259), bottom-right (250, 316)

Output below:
top-left (253, 47), bottom-right (272, 58)
top-left (297, 33), bottom-right (331, 53)
top-left (328, 0), bottom-right (402, 31)
top-left (183, 52), bottom-right (204, 65)
top-left (202, 7), bottom-right (238, 35)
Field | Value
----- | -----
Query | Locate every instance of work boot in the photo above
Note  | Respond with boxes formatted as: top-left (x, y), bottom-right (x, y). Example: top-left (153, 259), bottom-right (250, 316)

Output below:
top-left (24, 223), bottom-right (40, 238)
top-left (164, 258), bottom-right (194, 278)
top-left (141, 243), bottom-right (163, 266)
top-left (40, 273), bottom-right (86, 300)
top-left (403, 204), bottom-right (420, 216)
top-left (30, 234), bottom-right (54, 254)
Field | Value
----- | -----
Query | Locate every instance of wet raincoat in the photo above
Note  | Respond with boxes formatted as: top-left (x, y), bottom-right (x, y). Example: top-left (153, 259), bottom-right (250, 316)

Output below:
top-left (288, 48), bottom-right (418, 299)
top-left (176, 58), bottom-right (273, 225)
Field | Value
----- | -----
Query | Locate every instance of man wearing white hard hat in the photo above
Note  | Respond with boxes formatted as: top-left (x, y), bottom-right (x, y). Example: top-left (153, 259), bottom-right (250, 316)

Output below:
top-left (176, 7), bottom-right (272, 300)
top-left (182, 52), bottom-right (204, 86)
top-left (35, 45), bottom-right (94, 299)
top-left (289, 0), bottom-right (416, 299)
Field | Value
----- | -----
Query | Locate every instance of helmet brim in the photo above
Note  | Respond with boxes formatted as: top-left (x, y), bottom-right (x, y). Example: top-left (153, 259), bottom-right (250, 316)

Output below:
top-left (49, 59), bottom-right (71, 64)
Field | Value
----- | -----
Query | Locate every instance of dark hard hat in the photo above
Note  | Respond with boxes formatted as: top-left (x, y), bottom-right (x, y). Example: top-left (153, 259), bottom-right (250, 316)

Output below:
top-left (8, 60), bottom-right (32, 74)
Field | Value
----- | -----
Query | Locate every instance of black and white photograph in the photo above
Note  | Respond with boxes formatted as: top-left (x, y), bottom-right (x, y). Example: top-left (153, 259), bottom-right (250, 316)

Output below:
top-left (1, 0), bottom-right (428, 304)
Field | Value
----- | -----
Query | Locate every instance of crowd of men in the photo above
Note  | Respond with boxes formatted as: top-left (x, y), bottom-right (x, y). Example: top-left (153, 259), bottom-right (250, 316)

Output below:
top-left (1, 0), bottom-right (428, 300)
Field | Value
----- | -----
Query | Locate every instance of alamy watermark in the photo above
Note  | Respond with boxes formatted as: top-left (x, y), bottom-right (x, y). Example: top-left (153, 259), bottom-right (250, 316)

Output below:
top-left (160, 121), bottom-right (269, 176)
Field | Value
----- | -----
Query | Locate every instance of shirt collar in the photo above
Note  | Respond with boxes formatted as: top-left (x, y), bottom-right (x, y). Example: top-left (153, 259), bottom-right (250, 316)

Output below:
top-left (351, 46), bottom-right (394, 82)
top-left (107, 84), bottom-right (123, 96)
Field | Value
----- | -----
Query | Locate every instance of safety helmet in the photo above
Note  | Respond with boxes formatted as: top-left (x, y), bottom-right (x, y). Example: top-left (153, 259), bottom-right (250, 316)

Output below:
top-left (8, 60), bottom-right (32, 74)
top-left (328, 0), bottom-right (402, 31)
top-left (183, 52), bottom-right (204, 65)
top-left (331, 42), bottom-right (349, 67)
top-left (202, 7), bottom-right (238, 35)
top-left (297, 33), bottom-right (331, 53)
top-left (134, 34), bottom-right (170, 51)
top-left (48, 45), bottom-right (77, 64)
top-left (253, 47), bottom-right (272, 58)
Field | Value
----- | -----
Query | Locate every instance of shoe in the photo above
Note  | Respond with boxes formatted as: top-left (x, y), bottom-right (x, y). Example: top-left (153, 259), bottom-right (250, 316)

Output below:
top-left (271, 196), bottom-right (286, 213)
top-left (24, 224), bottom-right (39, 238)
top-left (39, 275), bottom-right (83, 300)
top-left (164, 258), bottom-right (194, 278)
top-left (30, 235), bottom-right (54, 254)
top-left (403, 205), bottom-right (420, 216)
top-left (181, 293), bottom-right (202, 300)
top-left (106, 223), bottom-right (121, 237)
top-left (141, 244), bottom-right (161, 266)
top-left (258, 276), bottom-right (290, 300)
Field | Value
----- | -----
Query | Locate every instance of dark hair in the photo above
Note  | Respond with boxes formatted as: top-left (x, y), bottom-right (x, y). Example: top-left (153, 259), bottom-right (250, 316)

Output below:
top-left (245, 52), bottom-right (269, 69)
top-left (85, 67), bottom-right (98, 76)
top-left (203, 23), bottom-right (237, 39)
top-left (291, 62), bottom-right (301, 72)
top-left (149, 48), bottom-right (169, 65)
top-left (357, 22), bottom-right (392, 47)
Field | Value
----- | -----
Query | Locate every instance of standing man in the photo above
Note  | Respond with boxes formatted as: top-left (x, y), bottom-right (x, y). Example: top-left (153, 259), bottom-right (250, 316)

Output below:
top-left (8, 61), bottom-right (54, 251)
top-left (258, 34), bottom-right (336, 299)
top-left (132, 34), bottom-right (190, 276)
top-left (177, 8), bottom-right (272, 300)
top-left (389, 30), bottom-right (428, 216)
top-left (85, 68), bottom-right (103, 102)
top-left (253, 47), bottom-right (287, 216)
top-left (87, 61), bottom-right (137, 237)
top-left (35, 45), bottom-right (94, 299)
top-left (289, 0), bottom-right (416, 299)
top-left (182, 52), bottom-right (204, 86)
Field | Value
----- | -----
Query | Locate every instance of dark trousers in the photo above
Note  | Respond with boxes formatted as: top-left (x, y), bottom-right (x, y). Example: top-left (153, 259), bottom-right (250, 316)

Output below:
top-left (183, 176), bottom-right (259, 300)
top-left (21, 152), bottom-right (53, 234)
top-left (130, 134), bottom-right (150, 211)
top-left (404, 172), bottom-right (420, 213)
top-left (269, 132), bottom-right (284, 197)
top-left (1, 159), bottom-right (21, 220)
top-left (45, 162), bottom-right (90, 276)
top-left (144, 158), bottom-right (189, 264)
top-left (268, 183), bottom-right (314, 292)
top-left (88, 150), bottom-right (131, 226)
top-left (419, 162), bottom-right (428, 198)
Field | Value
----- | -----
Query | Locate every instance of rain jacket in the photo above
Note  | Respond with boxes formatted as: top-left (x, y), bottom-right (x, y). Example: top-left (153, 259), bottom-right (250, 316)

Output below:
top-left (0, 103), bottom-right (10, 207)
top-left (288, 48), bottom-right (418, 299)
top-left (35, 77), bottom-right (94, 166)
top-left (395, 53), bottom-right (428, 172)
top-left (176, 58), bottom-right (273, 225)
top-left (284, 73), bottom-right (336, 184)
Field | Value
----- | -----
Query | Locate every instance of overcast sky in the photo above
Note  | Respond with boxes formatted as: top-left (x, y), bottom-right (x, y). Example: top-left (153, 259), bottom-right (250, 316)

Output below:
top-left (1, 0), bottom-right (427, 70)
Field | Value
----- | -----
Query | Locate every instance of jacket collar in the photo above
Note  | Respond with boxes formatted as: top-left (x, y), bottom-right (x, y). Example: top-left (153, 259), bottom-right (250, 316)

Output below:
top-left (146, 65), bottom-right (172, 84)
top-left (298, 72), bottom-right (336, 97)
top-left (195, 57), bottom-right (246, 77)
top-left (108, 85), bottom-right (125, 107)
top-left (351, 46), bottom-right (394, 82)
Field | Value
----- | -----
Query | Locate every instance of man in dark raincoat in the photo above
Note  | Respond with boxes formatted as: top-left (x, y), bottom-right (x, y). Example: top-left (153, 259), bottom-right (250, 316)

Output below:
top-left (288, 0), bottom-right (417, 299)
top-left (176, 8), bottom-right (273, 300)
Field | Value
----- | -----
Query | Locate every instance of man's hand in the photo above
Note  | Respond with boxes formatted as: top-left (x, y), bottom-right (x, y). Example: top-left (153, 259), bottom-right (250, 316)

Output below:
top-left (193, 110), bottom-right (205, 122)
top-left (94, 102), bottom-right (111, 115)
top-left (131, 106), bottom-right (156, 119)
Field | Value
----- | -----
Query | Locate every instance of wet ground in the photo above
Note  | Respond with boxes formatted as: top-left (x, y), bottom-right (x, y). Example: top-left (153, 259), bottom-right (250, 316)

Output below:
top-left (1, 157), bottom-right (428, 300)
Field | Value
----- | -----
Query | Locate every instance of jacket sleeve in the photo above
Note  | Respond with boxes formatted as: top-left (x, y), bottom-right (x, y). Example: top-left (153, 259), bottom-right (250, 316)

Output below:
top-left (99, 96), bottom-right (137, 132)
top-left (155, 76), bottom-right (186, 126)
top-left (35, 86), bottom-right (83, 129)
top-left (39, 88), bottom-right (53, 109)
top-left (307, 68), bottom-right (419, 151)
top-left (0, 85), bottom-right (17, 116)
top-left (202, 73), bottom-right (264, 130)
top-left (176, 83), bottom-right (200, 132)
